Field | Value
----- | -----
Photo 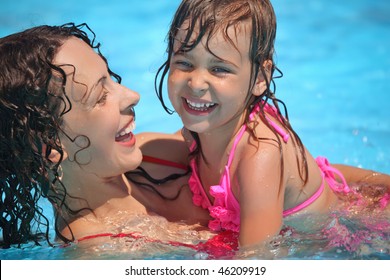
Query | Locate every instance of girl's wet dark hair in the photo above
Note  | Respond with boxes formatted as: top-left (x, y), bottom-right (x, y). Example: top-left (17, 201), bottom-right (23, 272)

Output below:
top-left (0, 23), bottom-right (121, 248)
top-left (155, 0), bottom-right (308, 192)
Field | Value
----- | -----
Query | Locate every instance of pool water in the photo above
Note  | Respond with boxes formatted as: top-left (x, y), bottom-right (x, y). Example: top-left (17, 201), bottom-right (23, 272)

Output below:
top-left (2, 197), bottom-right (389, 260)
top-left (0, 0), bottom-right (389, 259)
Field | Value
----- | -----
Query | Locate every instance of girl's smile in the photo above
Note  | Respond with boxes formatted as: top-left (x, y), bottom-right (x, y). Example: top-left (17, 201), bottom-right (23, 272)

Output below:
top-left (182, 97), bottom-right (218, 116)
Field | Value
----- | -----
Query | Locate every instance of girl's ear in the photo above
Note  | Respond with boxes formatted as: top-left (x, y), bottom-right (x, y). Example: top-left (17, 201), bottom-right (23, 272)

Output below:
top-left (252, 60), bottom-right (273, 97)
top-left (42, 143), bottom-right (68, 163)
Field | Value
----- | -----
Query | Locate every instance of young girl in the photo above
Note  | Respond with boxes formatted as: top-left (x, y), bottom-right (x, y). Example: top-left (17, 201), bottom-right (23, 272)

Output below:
top-left (155, 0), bottom-right (390, 246)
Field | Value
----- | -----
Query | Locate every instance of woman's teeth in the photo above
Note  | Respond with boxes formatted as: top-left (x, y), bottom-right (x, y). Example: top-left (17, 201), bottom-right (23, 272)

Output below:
top-left (115, 122), bottom-right (136, 140)
top-left (186, 99), bottom-right (216, 111)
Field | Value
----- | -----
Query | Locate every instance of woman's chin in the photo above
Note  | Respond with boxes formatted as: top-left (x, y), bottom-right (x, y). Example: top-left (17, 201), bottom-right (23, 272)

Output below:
top-left (124, 148), bottom-right (143, 172)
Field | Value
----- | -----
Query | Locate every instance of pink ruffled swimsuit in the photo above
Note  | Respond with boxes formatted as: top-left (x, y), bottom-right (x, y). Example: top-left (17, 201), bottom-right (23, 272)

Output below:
top-left (188, 103), bottom-right (351, 232)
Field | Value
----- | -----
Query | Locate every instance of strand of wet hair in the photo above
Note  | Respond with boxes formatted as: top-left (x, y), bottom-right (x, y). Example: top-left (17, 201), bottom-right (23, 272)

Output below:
top-left (126, 166), bottom-right (190, 200)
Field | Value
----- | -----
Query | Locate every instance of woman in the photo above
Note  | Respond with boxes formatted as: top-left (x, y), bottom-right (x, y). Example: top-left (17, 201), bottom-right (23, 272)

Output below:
top-left (0, 23), bottom-right (209, 249)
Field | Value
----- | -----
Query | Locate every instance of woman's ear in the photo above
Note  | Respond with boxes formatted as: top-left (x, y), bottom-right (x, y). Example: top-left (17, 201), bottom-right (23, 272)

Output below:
top-left (42, 143), bottom-right (68, 163)
top-left (252, 60), bottom-right (273, 97)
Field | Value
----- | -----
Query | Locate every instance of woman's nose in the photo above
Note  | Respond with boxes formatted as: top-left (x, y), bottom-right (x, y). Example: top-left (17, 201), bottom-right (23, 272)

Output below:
top-left (119, 84), bottom-right (140, 113)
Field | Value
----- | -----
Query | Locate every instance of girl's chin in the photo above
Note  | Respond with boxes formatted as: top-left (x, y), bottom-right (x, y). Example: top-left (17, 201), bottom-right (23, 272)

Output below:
top-left (182, 122), bottom-right (211, 134)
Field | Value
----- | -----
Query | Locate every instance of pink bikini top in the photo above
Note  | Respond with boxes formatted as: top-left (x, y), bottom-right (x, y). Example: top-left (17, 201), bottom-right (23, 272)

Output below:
top-left (188, 103), bottom-right (350, 232)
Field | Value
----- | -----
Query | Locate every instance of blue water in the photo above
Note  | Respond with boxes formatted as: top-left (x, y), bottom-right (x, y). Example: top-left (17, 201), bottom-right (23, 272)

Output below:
top-left (0, 0), bottom-right (389, 259)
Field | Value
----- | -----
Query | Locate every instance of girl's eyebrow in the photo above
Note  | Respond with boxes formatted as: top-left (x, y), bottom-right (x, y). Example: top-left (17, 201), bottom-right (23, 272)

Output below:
top-left (209, 57), bottom-right (238, 68)
top-left (173, 49), bottom-right (190, 56)
top-left (174, 51), bottom-right (239, 68)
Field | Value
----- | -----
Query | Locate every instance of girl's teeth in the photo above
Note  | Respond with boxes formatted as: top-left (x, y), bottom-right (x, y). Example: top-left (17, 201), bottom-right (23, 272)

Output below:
top-left (186, 99), bottom-right (215, 110)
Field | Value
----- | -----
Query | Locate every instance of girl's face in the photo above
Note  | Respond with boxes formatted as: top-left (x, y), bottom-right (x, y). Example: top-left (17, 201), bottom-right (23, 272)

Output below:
top-left (168, 21), bottom-right (256, 135)
top-left (54, 37), bottom-right (141, 177)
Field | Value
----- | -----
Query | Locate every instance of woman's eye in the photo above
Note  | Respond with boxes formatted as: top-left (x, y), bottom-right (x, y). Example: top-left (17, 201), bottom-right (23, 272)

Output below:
top-left (96, 90), bottom-right (108, 105)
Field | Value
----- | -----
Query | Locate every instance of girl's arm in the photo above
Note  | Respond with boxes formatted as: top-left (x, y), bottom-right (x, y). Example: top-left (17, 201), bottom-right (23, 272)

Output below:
top-left (332, 164), bottom-right (390, 187)
top-left (237, 142), bottom-right (285, 247)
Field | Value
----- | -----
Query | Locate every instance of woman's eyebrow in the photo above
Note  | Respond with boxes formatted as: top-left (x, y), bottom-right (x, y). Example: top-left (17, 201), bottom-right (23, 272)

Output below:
top-left (91, 76), bottom-right (106, 92)
top-left (81, 75), bottom-right (106, 104)
top-left (88, 76), bottom-right (106, 96)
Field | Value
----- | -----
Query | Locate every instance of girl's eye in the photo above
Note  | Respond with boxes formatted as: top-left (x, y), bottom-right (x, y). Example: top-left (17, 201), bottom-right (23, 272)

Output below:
top-left (212, 67), bottom-right (231, 75)
top-left (174, 60), bottom-right (192, 69)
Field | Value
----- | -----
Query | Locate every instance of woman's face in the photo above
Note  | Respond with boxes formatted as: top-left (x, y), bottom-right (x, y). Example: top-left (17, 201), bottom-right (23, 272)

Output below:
top-left (54, 37), bottom-right (141, 178)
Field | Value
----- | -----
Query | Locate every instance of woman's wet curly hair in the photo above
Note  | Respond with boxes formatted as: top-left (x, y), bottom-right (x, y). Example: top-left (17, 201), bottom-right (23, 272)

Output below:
top-left (0, 23), bottom-right (120, 248)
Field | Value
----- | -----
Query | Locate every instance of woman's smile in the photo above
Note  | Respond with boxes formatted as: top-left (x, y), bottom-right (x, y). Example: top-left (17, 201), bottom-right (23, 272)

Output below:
top-left (115, 119), bottom-right (136, 147)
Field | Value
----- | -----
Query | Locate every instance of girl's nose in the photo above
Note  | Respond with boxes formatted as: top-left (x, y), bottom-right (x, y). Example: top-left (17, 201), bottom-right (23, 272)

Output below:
top-left (187, 70), bottom-right (209, 96)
